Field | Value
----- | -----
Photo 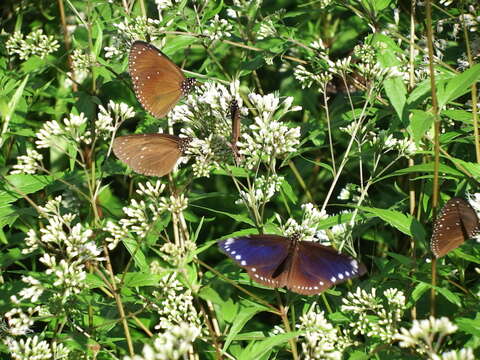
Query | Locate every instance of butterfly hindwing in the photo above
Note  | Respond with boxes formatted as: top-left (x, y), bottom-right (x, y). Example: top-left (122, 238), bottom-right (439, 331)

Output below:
top-left (113, 133), bottom-right (183, 177)
top-left (431, 197), bottom-right (480, 258)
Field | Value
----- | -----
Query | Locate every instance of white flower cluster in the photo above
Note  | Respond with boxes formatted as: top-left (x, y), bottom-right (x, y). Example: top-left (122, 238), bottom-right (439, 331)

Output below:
top-left (159, 193), bottom-right (189, 214)
top-left (395, 316), bottom-right (460, 356)
top-left (104, 181), bottom-right (167, 249)
top-left (10, 149), bottom-right (43, 175)
top-left (4, 336), bottom-right (69, 360)
top-left (11, 276), bottom-right (44, 305)
top-left (434, 348), bottom-right (475, 360)
top-left (160, 240), bottom-right (196, 266)
top-left (152, 274), bottom-right (203, 333)
top-left (353, 44), bottom-right (376, 65)
top-left (6, 29), bottom-right (59, 60)
top-left (338, 183), bottom-right (361, 202)
top-left (282, 203), bottom-right (328, 242)
top-left (96, 100), bottom-right (135, 139)
top-left (169, 80), bottom-right (247, 176)
top-left (297, 305), bottom-right (352, 360)
top-left (293, 65), bottom-right (325, 89)
top-left (24, 196), bottom-right (101, 260)
top-left (114, 17), bottom-right (162, 42)
top-left (341, 287), bottom-right (406, 342)
top-left (22, 197), bottom-right (101, 298)
top-left (124, 323), bottom-right (200, 360)
top-left (236, 174), bottom-right (284, 209)
top-left (202, 14), bottom-right (233, 41)
top-left (257, 19), bottom-right (276, 40)
top-left (365, 130), bottom-right (417, 156)
top-left (4, 306), bottom-right (41, 336)
top-left (184, 137), bottom-right (219, 178)
top-left (35, 113), bottom-right (91, 149)
top-left (238, 93), bottom-right (301, 170)
top-left (315, 221), bottom-right (350, 248)
top-left (71, 48), bottom-right (94, 72)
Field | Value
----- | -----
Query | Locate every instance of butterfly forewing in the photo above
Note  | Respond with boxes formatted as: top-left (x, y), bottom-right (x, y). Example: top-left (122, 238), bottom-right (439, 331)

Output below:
top-left (218, 235), bottom-right (291, 289)
top-left (431, 197), bottom-right (480, 258)
top-left (129, 41), bottom-right (186, 118)
top-left (286, 241), bottom-right (367, 295)
top-left (113, 133), bottom-right (184, 177)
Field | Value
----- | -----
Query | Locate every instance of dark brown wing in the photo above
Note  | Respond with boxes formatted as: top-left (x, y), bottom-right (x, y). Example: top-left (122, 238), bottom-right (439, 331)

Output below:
top-left (113, 133), bottom-right (183, 177)
top-left (129, 41), bottom-right (185, 118)
top-left (431, 197), bottom-right (480, 258)
top-left (229, 99), bottom-right (242, 162)
top-left (285, 241), bottom-right (366, 295)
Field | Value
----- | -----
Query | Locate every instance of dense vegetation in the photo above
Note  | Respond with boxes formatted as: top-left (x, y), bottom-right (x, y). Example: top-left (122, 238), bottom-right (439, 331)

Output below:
top-left (1, 0), bottom-right (480, 358)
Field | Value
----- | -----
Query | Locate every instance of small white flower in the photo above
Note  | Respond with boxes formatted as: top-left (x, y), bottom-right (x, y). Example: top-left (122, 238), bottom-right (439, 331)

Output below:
top-left (6, 29), bottom-right (59, 60)
top-left (10, 149), bottom-right (43, 175)
top-left (202, 15), bottom-right (233, 41)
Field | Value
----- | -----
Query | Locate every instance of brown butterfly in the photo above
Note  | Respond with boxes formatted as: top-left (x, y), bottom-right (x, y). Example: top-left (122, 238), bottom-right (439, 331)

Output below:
top-left (113, 134), bottom-right (191, 177)
top-left (430, 197), bottom-right (480, 258)
top-left (229, 99), bottom-right (242, 163)
top-left (129, 41), bottom-right (196, 118)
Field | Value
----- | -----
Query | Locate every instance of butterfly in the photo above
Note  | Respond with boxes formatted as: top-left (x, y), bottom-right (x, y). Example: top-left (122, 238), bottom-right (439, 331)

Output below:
top-left (229, 99), bottom-right (242, 162)
top-left (112, 133), bottom-right (191, 177)
top-left (218, 234), bottom-right (366, 295)
top-left (430, 197), bottom-right (479, 258)
top-left (129, 40), bottom-right (196, 118)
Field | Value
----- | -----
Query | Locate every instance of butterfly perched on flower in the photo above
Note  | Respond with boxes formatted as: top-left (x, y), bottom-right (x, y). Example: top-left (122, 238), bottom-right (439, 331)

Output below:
top-left (218, 234), bottom-right (366, 295)
top-left (129, 40), bottom-right (196, 118)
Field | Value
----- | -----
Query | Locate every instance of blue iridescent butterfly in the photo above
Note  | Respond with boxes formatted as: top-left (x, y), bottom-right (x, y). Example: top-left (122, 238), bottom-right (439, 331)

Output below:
top-left (218, 234), bottom-right (366, 295)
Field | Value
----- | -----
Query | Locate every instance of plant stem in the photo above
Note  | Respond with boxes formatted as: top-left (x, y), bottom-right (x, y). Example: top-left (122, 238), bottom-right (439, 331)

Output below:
top-left (425, 0), bottom-right (441, 318)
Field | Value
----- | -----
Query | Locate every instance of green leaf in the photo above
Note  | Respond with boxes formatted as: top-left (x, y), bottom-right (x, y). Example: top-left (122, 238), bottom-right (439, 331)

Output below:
top-left (239, 332), bottom-right (300, 360)
top-left (409, 109), bottom-right (434, 145)
top-left (224, 306), bottom-right (263, 350)
top-left (360, 207), bottom-right (414, 236)
top-left (411, 282), bottom-right (429, 303)
top-left (384, 76), bottom-right (407, 122)
top-left (437, 63), bottom-right (480, 109)
top-left (0, 174), bottom-right (57, 204)
top-left (456, 316), bottom-right (480, 337)
top-left (191, 204), bottom-right (255, 226)
top-left (121, 238), bottom-right (148, 271)
top-left (122, 272), bottom-right (166, 288)
top-left (348, 351), bottom-right (370, 360)
top-left (280, 179), bottom-right (297, 204)
top-left (1, 75), bottom-right (29, 148)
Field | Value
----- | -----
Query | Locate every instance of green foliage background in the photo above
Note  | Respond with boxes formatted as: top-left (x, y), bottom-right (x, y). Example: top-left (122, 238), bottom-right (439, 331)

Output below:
top-left (1, 0), bottom-right (480, 358)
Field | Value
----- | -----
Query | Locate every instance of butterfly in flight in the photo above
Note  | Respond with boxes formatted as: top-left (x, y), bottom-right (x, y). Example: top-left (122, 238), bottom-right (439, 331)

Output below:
top-left (113, 133), bottom-right (191, 177)
top-left (430, 197), bottom-right (479, 258)
top-left (218, 234), bottom-right (366, 295)
top-left (129, 40), bottom-right (196, 118)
